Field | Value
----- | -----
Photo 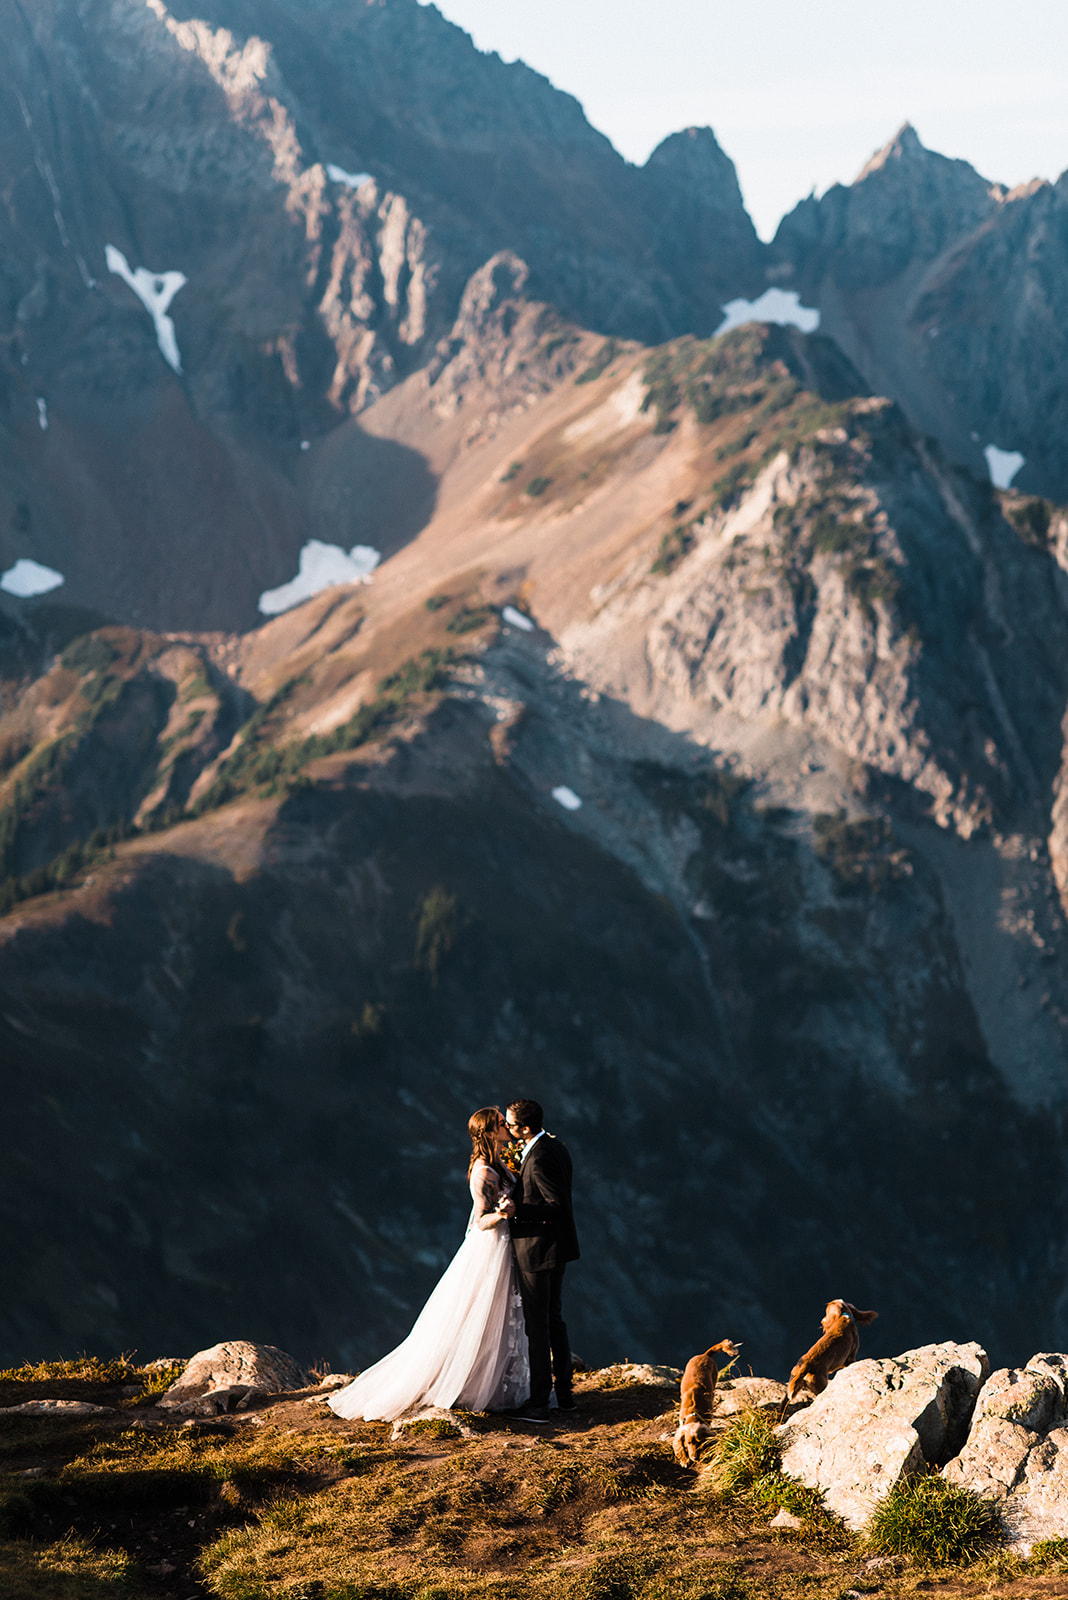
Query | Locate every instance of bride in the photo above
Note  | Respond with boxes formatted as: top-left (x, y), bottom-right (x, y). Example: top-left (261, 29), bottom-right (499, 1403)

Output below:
top-left (329, 1107), bottom-right (529, 1421)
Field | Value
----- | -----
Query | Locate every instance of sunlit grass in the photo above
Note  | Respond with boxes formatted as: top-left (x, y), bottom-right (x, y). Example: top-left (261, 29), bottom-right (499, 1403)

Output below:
top-left (0, 1533), bottom-right (135, 1599)
top-left (864, 1471), bottom-right (999, 1566)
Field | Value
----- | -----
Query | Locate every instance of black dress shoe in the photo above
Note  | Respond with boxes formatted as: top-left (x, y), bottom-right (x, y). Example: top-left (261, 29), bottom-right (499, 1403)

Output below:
top-left (510, 1404), bottom-right (550, 1423)
top-left (554, 1397), bottom-right (578, 1412)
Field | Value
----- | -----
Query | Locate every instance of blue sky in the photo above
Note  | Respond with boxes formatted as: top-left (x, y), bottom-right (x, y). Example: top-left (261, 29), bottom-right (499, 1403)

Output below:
top-left (427, 0), bottom-right (1068, 239)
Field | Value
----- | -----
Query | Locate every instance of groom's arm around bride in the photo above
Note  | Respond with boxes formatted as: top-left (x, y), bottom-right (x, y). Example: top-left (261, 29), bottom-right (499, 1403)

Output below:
top-left (506, 1098), bottom-right (580, 1422)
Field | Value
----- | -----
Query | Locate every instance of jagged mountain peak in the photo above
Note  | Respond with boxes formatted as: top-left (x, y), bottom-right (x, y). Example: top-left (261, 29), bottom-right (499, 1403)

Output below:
top-left (856, 120), bottom-right (925, 178)
top-left (645, 125), bottom-right (738, 185)
top-left (772, 122), bottom-right (999, 329)
top-left (852, 120), bottom-right (996, 206)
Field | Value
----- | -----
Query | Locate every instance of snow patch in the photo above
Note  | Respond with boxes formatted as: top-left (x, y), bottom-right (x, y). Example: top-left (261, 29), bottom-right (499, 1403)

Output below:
top-left (36, 398), bottom-right (48, 431)
top-left (715, 288), bottom-right (819, 337)
top-left (552, 786), bottom-right (582, 811)
top-left (1, 558), bottom-right (64, 597)
top-left (326, 164), bottom-right (372, 190)
top-left (985, 445), bottom-right (1025, 490)
top-left (105, 244), bottom-right (187, 373)
top-left (501, 605), bottom-right (534, 632)
top-left (258, 541), bottom-right (380, 616)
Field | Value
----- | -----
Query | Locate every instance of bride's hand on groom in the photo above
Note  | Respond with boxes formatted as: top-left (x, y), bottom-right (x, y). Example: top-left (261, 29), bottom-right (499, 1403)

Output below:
top-left (497, 1198), bottom-right (516, 1221)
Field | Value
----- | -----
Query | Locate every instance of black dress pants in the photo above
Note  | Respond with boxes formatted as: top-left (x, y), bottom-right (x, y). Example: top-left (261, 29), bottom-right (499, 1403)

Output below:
top-left (516, 1261), bottom-right (571, 1407)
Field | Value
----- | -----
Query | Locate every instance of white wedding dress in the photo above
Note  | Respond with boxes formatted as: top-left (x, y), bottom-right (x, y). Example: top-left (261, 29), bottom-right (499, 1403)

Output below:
top-left (328, 1159), bottom-right (529, 1421)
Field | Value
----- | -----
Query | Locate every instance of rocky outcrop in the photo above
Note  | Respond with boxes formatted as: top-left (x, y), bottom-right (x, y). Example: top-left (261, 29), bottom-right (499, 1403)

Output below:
top-left (158, 1340), bottom-right (310, 1416)
top-left (774, 125), bottom-right (1068, 500)
top-left (777, 1342), bottom-right (989, 1530)
top-left (568, 339), bottom-right (1068, 841)
top-left (942, 1354), bottom-right (1068, 1550)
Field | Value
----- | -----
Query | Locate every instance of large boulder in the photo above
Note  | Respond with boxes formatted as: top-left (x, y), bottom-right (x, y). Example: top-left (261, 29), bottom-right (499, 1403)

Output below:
top-left (776, 1342), bottom-right (988, 1530)
top-left (157, 1340), bottom-right (310, 1417)
top-left (942, 1353), bottom-right (1068, 1551)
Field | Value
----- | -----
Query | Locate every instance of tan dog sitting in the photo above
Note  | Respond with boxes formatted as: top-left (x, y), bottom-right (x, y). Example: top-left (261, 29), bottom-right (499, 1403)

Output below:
top-left (672, 1338), bottom-right (741, 1465)
top-left (786, 1299), bottom-right (878, 1405)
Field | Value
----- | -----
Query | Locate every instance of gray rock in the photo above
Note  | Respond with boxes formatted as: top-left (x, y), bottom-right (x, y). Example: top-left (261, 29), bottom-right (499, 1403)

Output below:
top-left (313, 1373), bottom-right (355, 1392)
top-left (0, 1399), bottom-right (115, 1418)
top-left (942, 1352), bottom-right (1068, 1551)
top-left (777, 1341), bottom-right (988, 1531)
top-left (158, 1340), bottom-right (309, 1417)
top-left (716, 1376), bottom-right (788, 1415)
top-left (592, 1363), bottom-right (682, 1389)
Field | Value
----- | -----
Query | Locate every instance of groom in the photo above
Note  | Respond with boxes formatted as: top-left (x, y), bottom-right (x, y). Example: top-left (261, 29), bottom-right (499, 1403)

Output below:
top-left (505, 1098), bottom-right (580, 1423)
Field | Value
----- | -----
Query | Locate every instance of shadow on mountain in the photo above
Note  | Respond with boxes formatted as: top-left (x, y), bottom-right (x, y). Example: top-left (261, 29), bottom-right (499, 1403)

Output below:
top-left (304, 421), bottom-right (438, 564)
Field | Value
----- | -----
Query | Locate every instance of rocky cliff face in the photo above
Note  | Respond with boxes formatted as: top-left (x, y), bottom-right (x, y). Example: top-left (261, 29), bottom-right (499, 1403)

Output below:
top-left (773, 125), bottom-right (1068, 501)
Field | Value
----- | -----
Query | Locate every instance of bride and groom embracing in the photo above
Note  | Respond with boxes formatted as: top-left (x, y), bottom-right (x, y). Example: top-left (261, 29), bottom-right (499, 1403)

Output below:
top-left (329, 1098), bottom-right (580, 1426)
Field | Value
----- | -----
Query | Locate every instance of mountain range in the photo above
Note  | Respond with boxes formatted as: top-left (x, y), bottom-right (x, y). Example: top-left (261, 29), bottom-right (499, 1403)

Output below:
top-left (1, 0), bottom-right (1067, 1380)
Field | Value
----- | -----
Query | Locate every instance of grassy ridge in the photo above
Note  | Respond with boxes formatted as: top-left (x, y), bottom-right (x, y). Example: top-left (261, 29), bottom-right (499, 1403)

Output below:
top-left (1, 1363), bottom-right (1067, 1600)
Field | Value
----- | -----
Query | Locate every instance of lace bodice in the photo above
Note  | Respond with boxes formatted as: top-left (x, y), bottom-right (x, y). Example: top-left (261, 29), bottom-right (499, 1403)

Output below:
top-left (469, 1159), bottom-right (515, 1231)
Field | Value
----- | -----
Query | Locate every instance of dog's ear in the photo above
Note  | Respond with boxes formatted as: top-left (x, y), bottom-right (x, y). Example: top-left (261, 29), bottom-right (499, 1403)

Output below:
top-left (844, 1304), bottom-right (878, 1324)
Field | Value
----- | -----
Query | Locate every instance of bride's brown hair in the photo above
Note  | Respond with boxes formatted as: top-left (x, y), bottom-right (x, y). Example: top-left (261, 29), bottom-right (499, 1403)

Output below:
top-left (467, 1106), bottom-right (505, 1178)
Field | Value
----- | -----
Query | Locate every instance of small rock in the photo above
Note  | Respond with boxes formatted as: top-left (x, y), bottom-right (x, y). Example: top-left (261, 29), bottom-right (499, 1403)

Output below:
top-left (146, 1561), bottom-right (176, 1577)
top-left (313, 1374), bottom-right (354, 1391)
top-left (593, 1362), bottom-right (681, 1388)
top-left (390, 1406), bottom-right (475, 1440)
top-left (158, 1342), bottom-right (309, 1415)
top-left (717, 1376), bottom-right (788, 1415)
top-left (0, 1399), bottom-right (115, 1418)
top-left (769, 1507), bottom-right (802, 1530)
top-left (14, 1466), bottom-right (46, 1477)
top-left (863, 1555), bottom-right (901, 1571)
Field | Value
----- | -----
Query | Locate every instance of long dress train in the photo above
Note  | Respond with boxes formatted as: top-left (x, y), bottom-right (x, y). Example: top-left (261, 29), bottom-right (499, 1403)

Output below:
top-left (329, 1159), bottom-right (529, 1421)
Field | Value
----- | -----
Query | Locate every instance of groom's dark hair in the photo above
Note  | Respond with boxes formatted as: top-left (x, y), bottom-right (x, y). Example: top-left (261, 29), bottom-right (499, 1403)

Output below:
top-left (508, 1098), bottom-right (543, 1132)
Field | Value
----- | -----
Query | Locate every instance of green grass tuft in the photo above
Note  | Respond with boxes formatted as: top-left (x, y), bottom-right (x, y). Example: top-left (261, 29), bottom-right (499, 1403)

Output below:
top-left (399, 1418), bottom-right (459, 1440)
top-left (864, 1471), bottom-right (999, 1566)
top-left (697, 1409), bottom-right (779, 1496)
top-left (1029, 1535), bottom-right (1068, 1570)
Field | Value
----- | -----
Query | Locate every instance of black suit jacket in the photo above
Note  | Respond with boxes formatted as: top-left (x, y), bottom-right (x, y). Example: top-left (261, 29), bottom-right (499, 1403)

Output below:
top-left (510, 1133), bottom-right (580, 1273)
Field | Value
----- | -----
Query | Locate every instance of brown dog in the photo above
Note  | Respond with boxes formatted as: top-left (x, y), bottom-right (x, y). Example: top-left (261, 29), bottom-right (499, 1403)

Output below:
top-left (672, 1338), bottom-right (741, 1465)
top-left (785, 1299), bottom-right (878, 1406)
